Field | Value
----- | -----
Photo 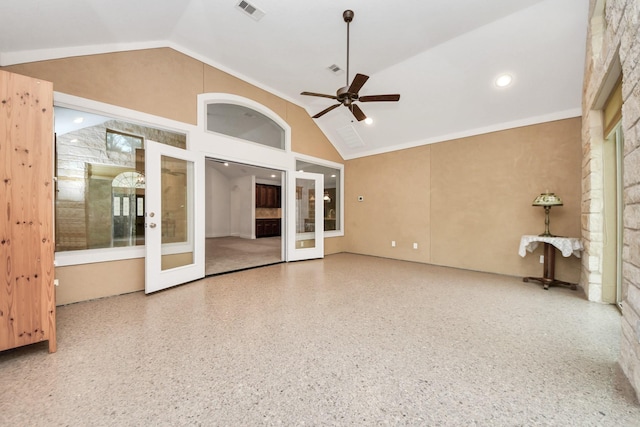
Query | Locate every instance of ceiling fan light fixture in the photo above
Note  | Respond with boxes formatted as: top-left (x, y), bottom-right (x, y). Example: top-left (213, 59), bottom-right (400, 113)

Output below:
top-left (495, 73), bottom-right (513, 88)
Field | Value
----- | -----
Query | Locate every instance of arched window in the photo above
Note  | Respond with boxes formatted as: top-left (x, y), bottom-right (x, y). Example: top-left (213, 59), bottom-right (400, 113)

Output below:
top-left (206, 103), bottom-right (285, 150)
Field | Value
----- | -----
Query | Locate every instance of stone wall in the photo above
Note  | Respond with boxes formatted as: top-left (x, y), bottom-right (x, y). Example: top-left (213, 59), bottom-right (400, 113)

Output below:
top-left (56, 118), bottom-right (186, 251)
top-left (583, 0), bottom-right (640, 399)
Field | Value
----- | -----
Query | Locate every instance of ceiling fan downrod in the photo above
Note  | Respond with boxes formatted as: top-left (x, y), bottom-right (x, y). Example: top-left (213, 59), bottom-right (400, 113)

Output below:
top-left (344, 10), bottom-right (354, 88)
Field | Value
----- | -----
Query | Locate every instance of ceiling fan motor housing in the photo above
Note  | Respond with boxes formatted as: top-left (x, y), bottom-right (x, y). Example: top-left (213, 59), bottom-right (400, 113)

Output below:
top-left (337, 86), bottom-right (358, 105)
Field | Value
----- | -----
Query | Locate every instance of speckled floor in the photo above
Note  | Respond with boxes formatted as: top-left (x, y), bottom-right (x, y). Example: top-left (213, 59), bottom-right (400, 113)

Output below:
top-left (1, 253), bottom-right (639, 426)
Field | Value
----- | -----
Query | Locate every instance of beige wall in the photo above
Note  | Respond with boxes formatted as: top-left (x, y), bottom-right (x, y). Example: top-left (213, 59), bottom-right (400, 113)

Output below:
top-left (55, 259), bottom-right (144, 305)
top-left (346, 118), bottom-right (582, 282)
top-left (583, 0), bottom-right (640, 400)
top-left (2, 47), bottom-right (346, 304)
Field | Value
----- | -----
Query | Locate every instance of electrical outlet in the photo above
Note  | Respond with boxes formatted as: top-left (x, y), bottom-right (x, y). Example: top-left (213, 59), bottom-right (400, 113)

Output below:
top-left (391, 241), bottom-right (396, 247)
top-left (413, 242), bottom-right (418, 249)
top-left (539, 255), bottom-right (544, 264)
top-left (54, 279), bottom-right (59, 287)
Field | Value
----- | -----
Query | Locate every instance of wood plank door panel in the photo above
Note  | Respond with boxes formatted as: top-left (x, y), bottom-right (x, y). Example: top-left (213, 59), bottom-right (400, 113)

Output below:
top-left (0, 70), bottom-right (56, 353)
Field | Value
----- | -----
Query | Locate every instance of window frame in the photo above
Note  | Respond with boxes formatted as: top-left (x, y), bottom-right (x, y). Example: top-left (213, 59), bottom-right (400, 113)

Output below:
top-left (295, 154), bottom-right (345, 238)
top-left (54, 92), bottom-right (197, 267)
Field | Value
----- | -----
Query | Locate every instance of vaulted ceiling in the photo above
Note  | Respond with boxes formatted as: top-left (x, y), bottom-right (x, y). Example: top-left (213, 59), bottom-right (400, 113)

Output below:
top-left (0, 0), bottom-right (588, 159)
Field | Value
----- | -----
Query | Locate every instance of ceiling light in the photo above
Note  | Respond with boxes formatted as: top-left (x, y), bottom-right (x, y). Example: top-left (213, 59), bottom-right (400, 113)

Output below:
top-left (270, 174), bottom-right (276, 178)
top-left (223, 162), bottom-right (229, 166)
top-left (495, 74), bottom-right (513, 88)
top-left (364, 117), bottom-right (373, 125)
top-left (331, 174), bottom-right (336, 178)
top-left (73, 117), bottom-right (84, 124)
top-left (70, 138), bottom-right (78, 143)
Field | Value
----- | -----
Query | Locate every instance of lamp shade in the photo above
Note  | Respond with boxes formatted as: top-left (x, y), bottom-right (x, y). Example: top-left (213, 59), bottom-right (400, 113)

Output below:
top-left (532, 192), bottom-right (563, 207)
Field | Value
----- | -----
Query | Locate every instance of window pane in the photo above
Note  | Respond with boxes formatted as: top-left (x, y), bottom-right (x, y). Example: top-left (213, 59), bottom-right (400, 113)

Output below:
top-left (206, 103), bottom-right (285, 149)
top-left (296, 161), bottom-right (341, 232)
top-left (54, 107), bottom-right (186, 252)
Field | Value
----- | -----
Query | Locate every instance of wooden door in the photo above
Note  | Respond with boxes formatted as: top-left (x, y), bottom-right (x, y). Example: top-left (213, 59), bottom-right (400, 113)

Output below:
top-left (0, 70), bottom-right (56, 353)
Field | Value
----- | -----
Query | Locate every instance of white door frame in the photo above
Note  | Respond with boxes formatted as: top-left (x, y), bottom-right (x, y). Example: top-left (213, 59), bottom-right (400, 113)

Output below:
top-left (145, 141), bottom-right (205, 293)
top-left (286, 171), bottom-right (324, 261)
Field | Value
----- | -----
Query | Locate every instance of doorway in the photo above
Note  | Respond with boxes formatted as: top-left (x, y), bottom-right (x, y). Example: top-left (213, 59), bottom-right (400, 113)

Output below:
top-left (204, 158), bottom-right (284, 275)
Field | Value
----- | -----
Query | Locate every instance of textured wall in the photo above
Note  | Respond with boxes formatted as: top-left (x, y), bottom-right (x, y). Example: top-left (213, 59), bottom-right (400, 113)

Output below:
top-left (345, 118), bottom-right (582, 281)
top-left (583, 0), bottom-right (640, 400)
top-left (2, 48), bottom-right (346, 304)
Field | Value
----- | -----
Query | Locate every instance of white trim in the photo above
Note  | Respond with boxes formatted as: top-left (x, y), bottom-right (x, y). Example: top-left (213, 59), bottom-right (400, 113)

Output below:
top-left (294, 153), bottom-right (345, 238)
top-left (53, 92), bottom-right (344, 267)
top-left (1, 41), bottom-right (302, 107)
top-left (1, 41), bottom-right (167, 67)
top-left (53, 93), bottom-right (197, 267)
top-left (339, 108), bottom-right (583, 160)
top-left (198, 92), bottom-right (292, 152)
top-left (55, 246), bottom-right (144, 267)
top-left (54, 92), bottom-right (198, 143)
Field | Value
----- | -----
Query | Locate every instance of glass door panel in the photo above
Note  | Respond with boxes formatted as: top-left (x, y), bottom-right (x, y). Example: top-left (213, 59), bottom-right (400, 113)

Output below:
top-left (145, 141), bottom-right (204, 294)
top-left (160, 155), bottom-right (194, 270)
top-left (287, 171), bottom-right (323, 261)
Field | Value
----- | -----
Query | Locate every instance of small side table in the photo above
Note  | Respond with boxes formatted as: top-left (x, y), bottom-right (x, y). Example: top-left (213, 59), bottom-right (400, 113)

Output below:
top-left (518, 235), bottom-right (583, 290)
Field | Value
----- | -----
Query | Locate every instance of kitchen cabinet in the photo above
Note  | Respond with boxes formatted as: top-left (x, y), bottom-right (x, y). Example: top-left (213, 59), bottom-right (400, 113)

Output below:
top-left (0, 70), bottom-right (56, 353)
top-left (256, 184), bottom-right (281, 208)
top-left (256, 219), bottom-right (281, 238)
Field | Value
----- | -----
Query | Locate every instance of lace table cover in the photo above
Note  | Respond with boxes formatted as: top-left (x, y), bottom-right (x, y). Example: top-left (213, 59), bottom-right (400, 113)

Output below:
top-left (518, 235), bottom-right (583, 258)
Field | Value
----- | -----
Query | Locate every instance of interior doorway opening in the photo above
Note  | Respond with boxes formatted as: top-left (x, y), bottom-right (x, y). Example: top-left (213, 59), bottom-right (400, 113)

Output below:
top-left (205, 158), bottom-right (284, 275)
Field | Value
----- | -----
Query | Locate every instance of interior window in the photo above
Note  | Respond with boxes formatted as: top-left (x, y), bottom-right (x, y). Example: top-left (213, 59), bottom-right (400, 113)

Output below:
top-left (54, 106), bottom-right (186, 252)
top-left (206, 103), bottom-right (285, 150)
top-left (296, 160), bottom-right (342, 232)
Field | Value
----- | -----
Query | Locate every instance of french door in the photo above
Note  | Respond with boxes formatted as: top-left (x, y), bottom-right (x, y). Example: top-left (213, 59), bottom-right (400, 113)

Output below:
top-left (287, 171), bottom-right (324, 261)
top-left (145, 141), bottom-right (205, 293)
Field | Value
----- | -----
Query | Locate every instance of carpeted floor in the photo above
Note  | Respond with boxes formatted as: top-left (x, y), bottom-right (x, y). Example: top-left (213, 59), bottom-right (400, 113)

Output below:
top-left (1, 253), bottom-right (638, 425)
top-left (206, 236), bottom-right (281, 275)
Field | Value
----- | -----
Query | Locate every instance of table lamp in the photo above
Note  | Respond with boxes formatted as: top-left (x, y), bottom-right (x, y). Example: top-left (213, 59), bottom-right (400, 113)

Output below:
top-left (532, 192), bottom-right (563, 237)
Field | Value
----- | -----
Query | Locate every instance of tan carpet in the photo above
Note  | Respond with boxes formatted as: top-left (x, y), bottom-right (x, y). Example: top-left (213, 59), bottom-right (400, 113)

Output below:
top-left (205, 236), bottom-right (281, 275)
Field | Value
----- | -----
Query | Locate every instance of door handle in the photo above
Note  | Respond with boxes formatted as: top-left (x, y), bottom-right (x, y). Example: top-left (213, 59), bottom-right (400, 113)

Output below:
top-left (149, 223), bottom-right (157, 228)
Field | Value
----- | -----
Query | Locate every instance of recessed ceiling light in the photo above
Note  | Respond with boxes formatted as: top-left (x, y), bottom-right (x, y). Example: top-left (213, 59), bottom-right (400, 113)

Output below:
top-left (331, 174), bottom-right (336, 178)
top-left (73, 117), bottom-right (84, 124)
top-left (70, 138), bottom-right (78, 143)
top-left (270, 174), bottom-right (276, 178)
top-left (495, 73), bottom-right (513, 88)
top-left (223, 162), bottom-right (229, 166)
top-left (364, 117), bottom-right (373, 125)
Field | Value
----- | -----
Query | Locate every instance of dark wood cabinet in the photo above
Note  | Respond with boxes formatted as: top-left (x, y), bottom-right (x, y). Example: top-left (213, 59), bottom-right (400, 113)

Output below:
top-left (256, 219), bottom-right (281, 238)
top-left (256, 184), bottom-right (281, 208)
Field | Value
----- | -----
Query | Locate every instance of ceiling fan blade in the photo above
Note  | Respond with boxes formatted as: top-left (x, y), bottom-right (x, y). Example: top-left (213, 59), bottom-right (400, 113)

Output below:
top-left (359, 94), bottom-right (401, 102)
top-left (348, 73), bottom-right (369, 94)
top-left (301, 91), bottom-right (338, 100)
top-left (312, 103), bottom-right (341, 118)
top-left (350, 104), bottom-right (367, 121)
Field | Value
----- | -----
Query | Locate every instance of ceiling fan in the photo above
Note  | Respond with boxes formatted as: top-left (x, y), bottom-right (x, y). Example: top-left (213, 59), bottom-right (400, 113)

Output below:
top-left (301, 10), bottom-right (400, 122)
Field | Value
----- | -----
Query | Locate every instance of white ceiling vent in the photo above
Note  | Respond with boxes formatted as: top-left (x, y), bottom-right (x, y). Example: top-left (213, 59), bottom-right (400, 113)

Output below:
top-left (327, 64), bottom-right (344, 75)
top-left (236, 1), bottom-right (266, 21)
top-left (336, 125), bottom-right (364, 148)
